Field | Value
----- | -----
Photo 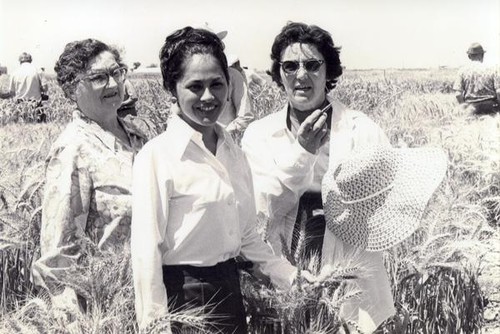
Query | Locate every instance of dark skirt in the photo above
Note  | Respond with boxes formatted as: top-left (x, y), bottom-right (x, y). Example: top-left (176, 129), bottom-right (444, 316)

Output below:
top-left (162, 258), bottom-right (247, 334)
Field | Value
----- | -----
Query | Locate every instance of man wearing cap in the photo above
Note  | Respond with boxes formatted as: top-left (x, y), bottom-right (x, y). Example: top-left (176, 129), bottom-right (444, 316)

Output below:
top-left (453, 43), bottom-right (500, 115)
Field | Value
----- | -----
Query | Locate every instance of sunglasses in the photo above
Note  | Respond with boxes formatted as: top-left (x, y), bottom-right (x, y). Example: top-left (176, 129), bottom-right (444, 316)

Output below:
top-left (279, 59), bottom-right (324, 74)
top-left (79, 67), bottom-right (127, 88)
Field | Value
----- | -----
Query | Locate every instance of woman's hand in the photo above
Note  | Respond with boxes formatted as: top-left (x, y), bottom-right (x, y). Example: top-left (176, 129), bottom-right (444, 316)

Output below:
top-left (297, 109), bottom-right (329, 154)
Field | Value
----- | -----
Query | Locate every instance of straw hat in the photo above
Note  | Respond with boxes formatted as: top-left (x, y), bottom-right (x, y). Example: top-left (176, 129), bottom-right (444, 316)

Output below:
top-left (322, 146), bottom-right (447, 251)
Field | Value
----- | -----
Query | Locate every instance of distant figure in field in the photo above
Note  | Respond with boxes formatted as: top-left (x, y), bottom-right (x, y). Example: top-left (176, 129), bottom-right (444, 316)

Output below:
top-left (453, 43), bottom-right (500, 115)
top-left (117, 78), bottom-right (138, 117)
top-left (4, 52), bottom-right (48, 121)
top-left (227, 54), bottom-right (267, 87)
top-left (218, 57), bottom-right (255, 137)
top-left (200, 25), bottom-right (254, 136)
top-left (8, 52), bottom-right (48, 102)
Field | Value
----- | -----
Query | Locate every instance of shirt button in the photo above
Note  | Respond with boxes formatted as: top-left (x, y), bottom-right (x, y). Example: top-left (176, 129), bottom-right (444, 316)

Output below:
top-left (227, 197), bottom-right (235, 206)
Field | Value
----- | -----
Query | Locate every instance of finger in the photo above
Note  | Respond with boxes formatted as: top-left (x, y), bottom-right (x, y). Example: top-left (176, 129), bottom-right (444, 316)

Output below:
top-left (319, 129), bottom-right (329, 146)
top-left (311, 112), bottom-right (328, 132)
top-left (300, 109), bottom-right (324, 131)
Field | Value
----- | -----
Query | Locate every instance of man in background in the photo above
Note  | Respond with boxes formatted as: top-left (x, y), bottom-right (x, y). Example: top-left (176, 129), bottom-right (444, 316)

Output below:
top-left (228, 54), bottom-right (267, 87)
top-left (8, 52), bottom-right (47, 102)
top-left (117, 78), bottom-right (138, 117)
top-left (453, 43), bottom-right (500, 115)
top-left (3, 52), bottom-right (48, 122)
top-left (219, 56), bottom-right (255, 137)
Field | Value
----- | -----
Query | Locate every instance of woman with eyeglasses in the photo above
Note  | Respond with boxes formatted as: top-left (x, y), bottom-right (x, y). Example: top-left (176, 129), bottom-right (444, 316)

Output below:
top-left (131, 27), bottom-right (311, 333)
top-left (32, 39), bottom-right (149, 315)
top-left (241, 22), bottom-right (395, 332)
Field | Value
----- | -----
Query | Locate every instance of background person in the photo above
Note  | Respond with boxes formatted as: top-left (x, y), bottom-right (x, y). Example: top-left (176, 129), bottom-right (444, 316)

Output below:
top-left (131, 27), bottom-right (310, 334)
top-left (5, 52), bottom-right (48, 121)
top-left (453, 43), bottom-right (500, 115)
top-left (32, 39), bottom-right (148, 315)
top-left (8, 52), bottom-right (47, 102)
top-left (241, 21), bottom-right (395, 332)
top-left (228, 54), bottom-right (267, 87)
top-left (117, 77), bottom-right (138, 117)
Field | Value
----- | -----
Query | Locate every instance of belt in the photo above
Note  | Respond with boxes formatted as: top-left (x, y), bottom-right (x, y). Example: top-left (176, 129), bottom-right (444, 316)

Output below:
top-left (163, 258), bottom-right (253, 278)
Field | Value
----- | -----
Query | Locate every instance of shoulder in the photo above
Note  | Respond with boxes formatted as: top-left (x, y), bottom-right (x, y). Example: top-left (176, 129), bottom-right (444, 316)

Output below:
top-left (245, 109), bottom-right (285, 136)
top-left (120, 115), bottom-right (157, 141)
top-left (135, 130), bottom-right (172, 164)
top-left (340, 107), bottom-right (383, 132)
top-left (46, 121), bottom-right (89, 165)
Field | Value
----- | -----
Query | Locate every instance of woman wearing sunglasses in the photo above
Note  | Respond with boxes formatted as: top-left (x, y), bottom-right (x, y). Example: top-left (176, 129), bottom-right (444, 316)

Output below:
top-left (32, 39), bottom-right (149, 316)
top-left (241, 22), bottom-right (395, 332)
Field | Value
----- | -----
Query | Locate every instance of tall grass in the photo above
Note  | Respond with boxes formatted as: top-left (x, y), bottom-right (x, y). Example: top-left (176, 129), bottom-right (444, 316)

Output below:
top-left (0, 69), bottom-right (497, 333)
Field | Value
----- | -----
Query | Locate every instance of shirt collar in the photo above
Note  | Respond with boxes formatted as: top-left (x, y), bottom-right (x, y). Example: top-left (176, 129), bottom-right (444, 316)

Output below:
top-left (168, 114), bottom-right (230, 160)
top-left (269, 96), bottom-right (346, 136)
top-left (72, 109), bottom-right (145, 151)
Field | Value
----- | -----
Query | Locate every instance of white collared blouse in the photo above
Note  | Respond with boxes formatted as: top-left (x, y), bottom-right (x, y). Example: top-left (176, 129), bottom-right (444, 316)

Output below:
top-left (241, 97), bottom-right (395, 332)
top-left (131, 114), bottom-right (296, 329)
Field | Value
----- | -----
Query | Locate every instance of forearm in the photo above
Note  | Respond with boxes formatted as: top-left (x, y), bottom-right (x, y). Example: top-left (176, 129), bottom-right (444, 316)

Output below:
top-left (240, 222), bottom-right (297, 289)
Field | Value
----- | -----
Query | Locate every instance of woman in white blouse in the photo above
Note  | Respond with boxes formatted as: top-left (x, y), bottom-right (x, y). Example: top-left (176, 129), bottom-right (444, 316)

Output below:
top-left (241, 22), bottom-right (395, 333)
top-left (131, 27), bottom-right (305, 333)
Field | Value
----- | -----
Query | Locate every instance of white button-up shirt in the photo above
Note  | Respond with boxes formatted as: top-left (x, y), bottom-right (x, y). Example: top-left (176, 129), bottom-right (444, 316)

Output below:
top-left (241, 97), bottom-right (395, 332)
top-left (131, 115), bottom-right (296, 329)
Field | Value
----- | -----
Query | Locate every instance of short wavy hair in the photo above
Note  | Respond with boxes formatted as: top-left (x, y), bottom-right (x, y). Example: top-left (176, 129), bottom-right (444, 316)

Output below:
top-left (19, 52), bottom-right (32, 63)
top-left (54, 39), bottom-right (125, 98)
top-left (159, 27), bottom-right (229, 96)
top-left (270, 22), bottom-right (343, 92)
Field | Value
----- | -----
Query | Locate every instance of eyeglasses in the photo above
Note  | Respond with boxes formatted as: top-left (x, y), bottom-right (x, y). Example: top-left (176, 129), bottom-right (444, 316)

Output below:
top-left (279, 59), bottom-right (324, 74)
top-left (79, 67), bottom-right (127, 88)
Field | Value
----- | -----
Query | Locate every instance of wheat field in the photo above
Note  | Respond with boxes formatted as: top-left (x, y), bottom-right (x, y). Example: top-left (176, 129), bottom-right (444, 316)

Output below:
top-left (0, 69), bottom-right (498, 333)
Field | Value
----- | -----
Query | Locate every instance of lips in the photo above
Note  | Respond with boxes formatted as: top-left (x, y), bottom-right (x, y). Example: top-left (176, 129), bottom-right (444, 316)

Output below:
top-left (103, 91), bottom-right (119, 99)
top-left (198, 104), bottom-right (218, 113)
top-left (294, 85), bottom-right (312, 93)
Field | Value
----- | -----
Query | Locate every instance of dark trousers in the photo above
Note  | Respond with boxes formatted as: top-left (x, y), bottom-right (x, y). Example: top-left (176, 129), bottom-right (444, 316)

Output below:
top-left (468, 99), bottom-right (500, 115)
top-left (290, 191), bottom-right (326, 262)
top-left (162, 258), bottom-right (247, 334)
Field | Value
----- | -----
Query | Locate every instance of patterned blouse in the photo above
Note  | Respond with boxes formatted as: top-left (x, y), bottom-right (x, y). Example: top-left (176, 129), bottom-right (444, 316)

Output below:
top-left (32, 109), bottom-right (149, 295)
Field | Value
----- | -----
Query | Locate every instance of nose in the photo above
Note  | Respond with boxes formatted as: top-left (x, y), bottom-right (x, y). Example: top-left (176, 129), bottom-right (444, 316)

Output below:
top-left (106, 75), bottom-right (119, 88)
top-left (200, 87), bottom-right (214, 101)
top-left (295, 64), bottom-right (308, 78)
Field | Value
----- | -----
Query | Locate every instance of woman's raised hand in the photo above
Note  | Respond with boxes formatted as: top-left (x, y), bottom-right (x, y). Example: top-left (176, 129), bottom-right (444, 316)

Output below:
top-left (297, 109), bottom-right (329, 154)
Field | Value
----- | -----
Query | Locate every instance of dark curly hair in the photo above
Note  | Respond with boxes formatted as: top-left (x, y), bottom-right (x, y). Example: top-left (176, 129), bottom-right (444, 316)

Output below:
top-left (270, 22), bottom-right (342, 92)
top-left (159, 27), bottom-right (229, 96)
top-left (54, 39), bottom-right (125, 98)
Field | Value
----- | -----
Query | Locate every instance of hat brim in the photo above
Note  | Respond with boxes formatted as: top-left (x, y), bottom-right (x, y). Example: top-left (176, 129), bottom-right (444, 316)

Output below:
top-left (323, 147), bottom-right (447, 251)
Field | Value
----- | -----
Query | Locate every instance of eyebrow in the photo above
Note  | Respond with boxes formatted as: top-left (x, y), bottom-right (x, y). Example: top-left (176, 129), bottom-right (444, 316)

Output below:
top-left (87, 65), bottom-right (120, 74)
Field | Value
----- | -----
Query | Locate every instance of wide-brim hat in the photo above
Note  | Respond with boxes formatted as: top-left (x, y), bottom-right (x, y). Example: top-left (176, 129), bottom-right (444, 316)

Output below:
top-left (467, 43), bottom-right (485, 55)
top-left (322, 146), bottom-right (447, 252)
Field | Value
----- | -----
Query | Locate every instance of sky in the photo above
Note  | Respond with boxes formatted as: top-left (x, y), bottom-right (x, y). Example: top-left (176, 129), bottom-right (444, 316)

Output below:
top-left (1, 0), bottom-right (499, 73)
